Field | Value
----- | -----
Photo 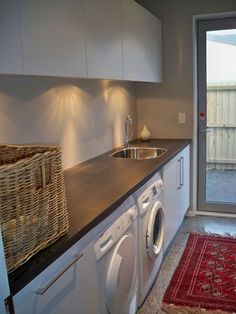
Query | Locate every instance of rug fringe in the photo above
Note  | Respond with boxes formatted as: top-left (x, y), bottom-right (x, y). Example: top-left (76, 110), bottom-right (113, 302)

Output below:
top-left (185, 231), bottom-right (236, 239)
top-left (162, 303), bottom-right (234, 314)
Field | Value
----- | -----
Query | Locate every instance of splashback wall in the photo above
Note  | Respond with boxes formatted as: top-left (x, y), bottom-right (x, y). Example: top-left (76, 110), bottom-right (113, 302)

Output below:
top-left (0, 77), bottom-right (137, 169)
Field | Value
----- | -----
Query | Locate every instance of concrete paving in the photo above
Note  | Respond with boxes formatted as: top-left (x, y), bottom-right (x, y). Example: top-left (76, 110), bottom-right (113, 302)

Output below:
top-left (206, 169), bottom-right (236, 204)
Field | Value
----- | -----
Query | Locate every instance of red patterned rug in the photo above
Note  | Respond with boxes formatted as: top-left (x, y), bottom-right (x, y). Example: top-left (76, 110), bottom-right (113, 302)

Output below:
top-left (162, 234), bottom-right (236, 314)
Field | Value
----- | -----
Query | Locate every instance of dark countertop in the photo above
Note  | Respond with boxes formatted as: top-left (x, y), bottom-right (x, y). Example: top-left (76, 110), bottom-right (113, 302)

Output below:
top-left (9, 138), bottom-right (191, 295)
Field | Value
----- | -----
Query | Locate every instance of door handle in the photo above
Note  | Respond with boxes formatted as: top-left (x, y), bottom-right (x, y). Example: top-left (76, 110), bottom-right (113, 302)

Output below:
top-left (200, 128), bottom-right (213, 132)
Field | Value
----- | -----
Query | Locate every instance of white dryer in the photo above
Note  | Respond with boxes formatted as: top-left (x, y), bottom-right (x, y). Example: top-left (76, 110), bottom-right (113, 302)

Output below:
top-left (134, 172), bottom-right (164, 307)
top-left (94, 203), bottom-right (138, 314)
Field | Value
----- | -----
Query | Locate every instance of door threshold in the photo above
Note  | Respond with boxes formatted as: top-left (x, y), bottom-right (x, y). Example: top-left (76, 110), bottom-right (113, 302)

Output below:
top-left (195, 210), bottom-right (236, 219)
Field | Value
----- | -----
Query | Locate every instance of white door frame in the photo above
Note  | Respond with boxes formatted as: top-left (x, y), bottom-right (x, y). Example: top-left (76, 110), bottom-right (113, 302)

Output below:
top-left (191, 11), bottom-right (236, 218)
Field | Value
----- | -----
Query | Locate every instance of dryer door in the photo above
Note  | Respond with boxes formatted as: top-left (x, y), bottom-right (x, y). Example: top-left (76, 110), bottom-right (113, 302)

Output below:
top-left (105, 234), bottom-right (136, 314)
top-left (146, 201), bottom-right (164, 260)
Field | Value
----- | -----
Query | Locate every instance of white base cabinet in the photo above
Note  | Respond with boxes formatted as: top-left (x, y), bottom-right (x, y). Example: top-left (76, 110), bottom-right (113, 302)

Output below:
top-left (179, 145), bottom-right (190, 221)
top-left (0, 227), bottom-right (10, 314)
top-left (163, 145), bottom-right (190, 252)
top-left (13, 241), bottom-right (99, 314)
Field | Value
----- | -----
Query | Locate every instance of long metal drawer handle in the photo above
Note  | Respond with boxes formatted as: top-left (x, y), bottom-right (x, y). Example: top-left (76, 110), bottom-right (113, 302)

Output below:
top-left (180, 157), bottom-right (184, 187)
top-left (177, 159), bottom-right (181, 190)
top-left (35, 253), bottom-right (84, 295)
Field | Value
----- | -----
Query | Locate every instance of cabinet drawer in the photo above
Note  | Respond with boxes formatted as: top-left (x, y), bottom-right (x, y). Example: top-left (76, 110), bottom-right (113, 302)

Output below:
top-left (14, 242), bottom-right (99, 314)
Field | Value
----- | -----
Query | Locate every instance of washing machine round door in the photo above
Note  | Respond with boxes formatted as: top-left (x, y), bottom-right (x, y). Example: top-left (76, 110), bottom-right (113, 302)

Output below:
top-left (146, 201), bottom-right (164, 260)
top-left (105, 234), bottom-right (136, 314)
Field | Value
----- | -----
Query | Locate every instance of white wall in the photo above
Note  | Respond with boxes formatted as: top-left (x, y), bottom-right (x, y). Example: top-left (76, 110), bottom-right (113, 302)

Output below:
top-left (0, 77), bottom-right (137, 169)
top-left (207, 41), bottom-right (236, 84)
top-left (136, 0), bottom-right (236, 139)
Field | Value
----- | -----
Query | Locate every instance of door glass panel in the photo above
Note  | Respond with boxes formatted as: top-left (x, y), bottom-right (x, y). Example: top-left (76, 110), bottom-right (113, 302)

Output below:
top-left (106, 234), bottom-right (135, 313)
top-left (206, 29), bottom-right (236, 204)
top-left (153, 210), bottom-right (162, 246)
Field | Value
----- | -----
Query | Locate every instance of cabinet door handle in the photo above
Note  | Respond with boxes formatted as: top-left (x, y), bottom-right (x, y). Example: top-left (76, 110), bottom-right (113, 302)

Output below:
top-left (35, 253), bottom-right (84, 295)
top-left (177, 159), bottom-right (181, 190)
top-left (180, 156), bottom-right (184, 187)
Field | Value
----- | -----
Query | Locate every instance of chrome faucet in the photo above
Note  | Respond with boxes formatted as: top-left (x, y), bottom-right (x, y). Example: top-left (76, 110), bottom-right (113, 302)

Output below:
top-left (124, 115), bottom-right (132, 148)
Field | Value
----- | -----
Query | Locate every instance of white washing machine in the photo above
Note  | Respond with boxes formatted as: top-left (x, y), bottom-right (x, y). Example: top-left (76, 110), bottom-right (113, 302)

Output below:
top-left (134, 172), bottom-right (164, 307)
top-left (94, 201), bottom-right (138, 314)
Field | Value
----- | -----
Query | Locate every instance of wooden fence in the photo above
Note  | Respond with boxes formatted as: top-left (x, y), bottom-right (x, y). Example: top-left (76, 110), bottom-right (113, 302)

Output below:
top-left (207, 84), bottom-right (236, 170)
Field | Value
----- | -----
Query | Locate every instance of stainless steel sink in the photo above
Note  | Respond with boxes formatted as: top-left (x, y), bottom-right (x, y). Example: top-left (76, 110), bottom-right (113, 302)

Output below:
top-left (110, 147), bottom-right (167, 160)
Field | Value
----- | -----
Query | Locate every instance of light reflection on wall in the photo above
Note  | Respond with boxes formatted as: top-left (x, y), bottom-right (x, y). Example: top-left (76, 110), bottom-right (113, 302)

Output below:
top-left (0, 78), bottom-right (137, 169)
top-left (40, 85), bottom-right (89, 169)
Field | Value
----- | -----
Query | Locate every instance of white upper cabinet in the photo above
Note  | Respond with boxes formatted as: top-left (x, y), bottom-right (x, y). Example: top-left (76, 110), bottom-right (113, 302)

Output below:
top-left (0, 0), bottom-right (162, 81)
top-left (0, 0), bottom-right (23, 74)
top-left (84, 0), bottom-right (123, 80)
top-left (121, 0), bottom-right (162, 82)
top-left (19, 0), bottom-right (87, 77)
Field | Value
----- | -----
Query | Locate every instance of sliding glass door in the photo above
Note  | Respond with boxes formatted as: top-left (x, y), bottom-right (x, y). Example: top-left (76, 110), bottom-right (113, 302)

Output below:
top-left (198, 17), bottom-right (236, 213)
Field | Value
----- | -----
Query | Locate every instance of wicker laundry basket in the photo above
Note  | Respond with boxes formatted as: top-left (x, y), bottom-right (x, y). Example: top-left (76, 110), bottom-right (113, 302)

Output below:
top-left (0, 144), bottom-right (69, 273)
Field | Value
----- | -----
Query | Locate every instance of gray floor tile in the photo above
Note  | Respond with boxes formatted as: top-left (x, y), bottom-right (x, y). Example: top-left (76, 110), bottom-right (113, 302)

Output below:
top-left (137, 216), bottom-right (236, 314)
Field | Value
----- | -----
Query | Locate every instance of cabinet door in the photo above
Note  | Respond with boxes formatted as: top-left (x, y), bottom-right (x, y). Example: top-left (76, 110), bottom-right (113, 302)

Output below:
top-left (121, 0), bottom-right (162, 82)
top-left (179, 145), bottom-right (190, 220)
top-left (14, 243), bottom-right (99, 314)
top-left (85, 0), bottom-right (123, 80)
top-left (163, 146), bottom-right (190, 252)
top-left (0, 227), bottom-right (11, 314)
top-left (0, 0), bottom-right (23, 74)
top-left (163, 154), bottom-right (181, 252)
top-left (19, 0), bottom-right (87, 77)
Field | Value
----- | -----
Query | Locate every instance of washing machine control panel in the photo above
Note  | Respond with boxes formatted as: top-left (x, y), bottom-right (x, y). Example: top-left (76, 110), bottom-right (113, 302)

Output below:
top-left (127, 207), bottom-right (137, 221)
top-left (94, 206), bottom-right (137, 260)
top-left (138, 179), bottom-right (163, 216)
